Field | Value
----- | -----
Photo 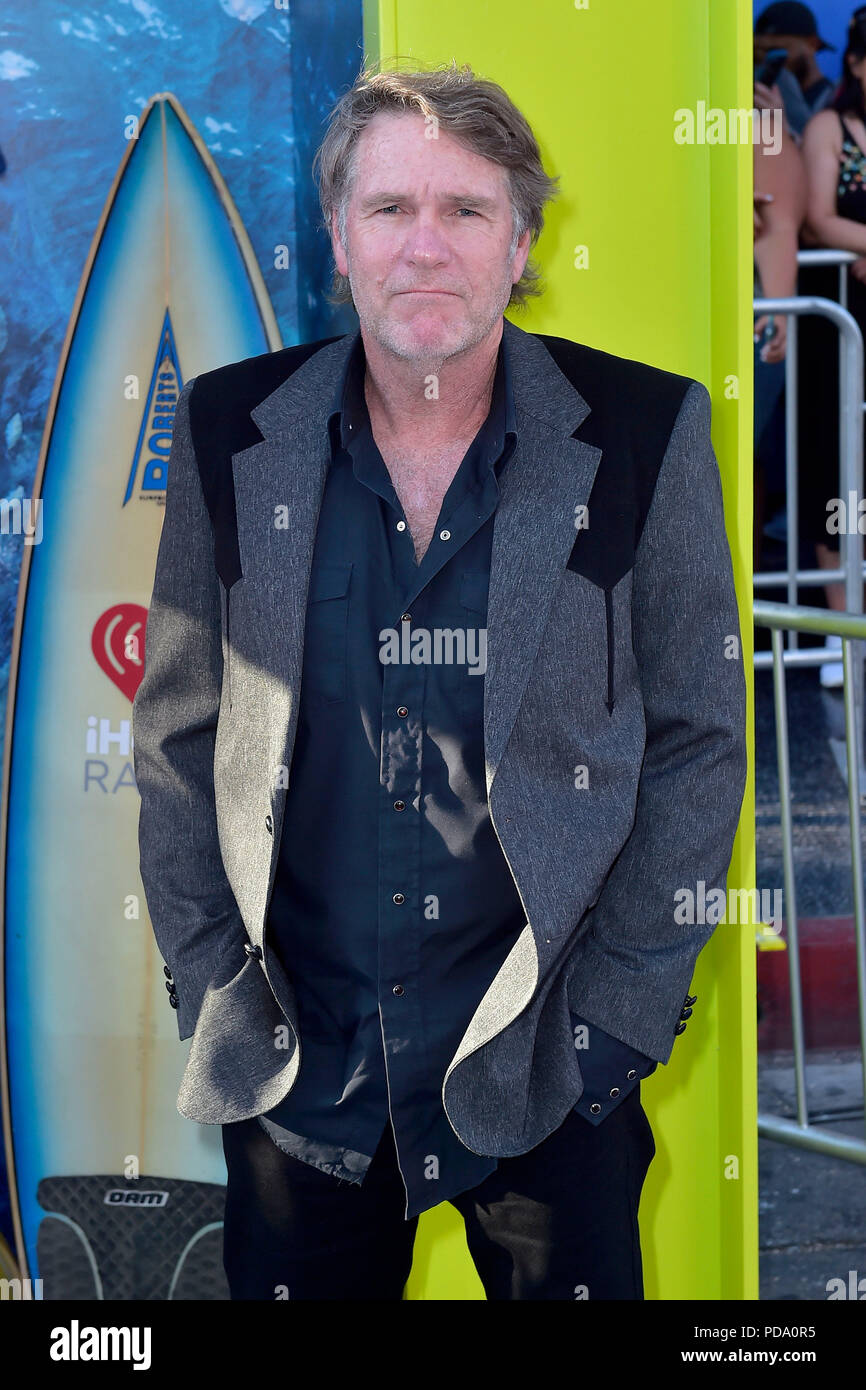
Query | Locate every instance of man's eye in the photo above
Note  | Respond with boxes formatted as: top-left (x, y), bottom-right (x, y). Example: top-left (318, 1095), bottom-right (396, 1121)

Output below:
top-left (376, 206), bottom-right (478, 216)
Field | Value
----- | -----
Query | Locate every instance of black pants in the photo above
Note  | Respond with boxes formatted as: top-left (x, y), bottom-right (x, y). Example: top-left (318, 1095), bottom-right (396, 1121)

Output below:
top-left (221, 1086), bottom-right (656, 1301)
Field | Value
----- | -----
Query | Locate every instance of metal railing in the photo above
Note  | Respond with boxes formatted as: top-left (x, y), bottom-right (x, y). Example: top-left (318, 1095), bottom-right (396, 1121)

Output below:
top-left (752, 292), bottom-right (865, 592)
top-left (753, 255), bottom-right (866, 1164)
top-left (754, 600), bottom-right (866, 1164)
top-left (754, 262), bottom-right (866, 740)
top-left (797, 247), bottom-right (859, 312)
top-left (755, 250), bottom-right (866, 603)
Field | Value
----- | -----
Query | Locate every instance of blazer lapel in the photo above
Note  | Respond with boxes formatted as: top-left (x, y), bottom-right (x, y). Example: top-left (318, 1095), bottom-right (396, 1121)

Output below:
top-left (228, 333), bottom-right (355, 726)
top-left (484, 322), bottom-right (602, 789)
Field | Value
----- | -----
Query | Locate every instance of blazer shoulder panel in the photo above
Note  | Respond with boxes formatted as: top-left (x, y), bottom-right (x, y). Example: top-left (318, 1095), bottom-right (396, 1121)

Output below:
top-left (534, 333), bottom-right (696, 589)
top-left (185, 335), bottom-right (345, 588)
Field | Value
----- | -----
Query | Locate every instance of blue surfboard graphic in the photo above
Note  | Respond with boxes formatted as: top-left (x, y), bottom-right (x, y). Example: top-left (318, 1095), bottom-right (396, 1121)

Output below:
top-left (0, 91), bottom-right (285, 1297)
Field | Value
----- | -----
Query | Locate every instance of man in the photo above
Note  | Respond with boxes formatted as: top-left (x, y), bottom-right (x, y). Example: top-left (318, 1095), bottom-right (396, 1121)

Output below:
top-left (133, 62), bottom-right (748, 1302)
top-left (754, 1), bottom-right (837, 138)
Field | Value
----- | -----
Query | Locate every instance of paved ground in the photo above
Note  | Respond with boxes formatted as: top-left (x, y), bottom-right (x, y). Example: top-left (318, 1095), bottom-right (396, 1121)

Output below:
top-left (758, 1051), bottom-right (866, 1300)
top-left (754, 645), bottom-right (866, 1300)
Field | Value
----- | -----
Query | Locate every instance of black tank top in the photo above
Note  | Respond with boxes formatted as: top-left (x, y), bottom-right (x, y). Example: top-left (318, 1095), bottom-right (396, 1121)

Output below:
top-left (837, 112), bottom-right (866, 222)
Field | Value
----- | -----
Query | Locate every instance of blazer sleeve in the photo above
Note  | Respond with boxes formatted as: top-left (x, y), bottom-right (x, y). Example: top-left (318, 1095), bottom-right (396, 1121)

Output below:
top-left (569, 1012), bottom-right (657, 1125)
top-left (565, 379), bottom-right (748, 1064)
top-left (132, 376), bottom-right (247, 1042)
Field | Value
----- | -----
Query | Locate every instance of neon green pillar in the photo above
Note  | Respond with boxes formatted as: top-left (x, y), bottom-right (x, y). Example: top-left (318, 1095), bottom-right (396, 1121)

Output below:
top-left (362, 0), bottom-right (757, 1301)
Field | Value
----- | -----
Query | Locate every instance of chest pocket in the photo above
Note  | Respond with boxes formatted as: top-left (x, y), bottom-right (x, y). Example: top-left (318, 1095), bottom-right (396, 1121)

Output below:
top-left (302, 561), bottom-right (353, 704)
top-left (454, 570), bottom-right (489, 718)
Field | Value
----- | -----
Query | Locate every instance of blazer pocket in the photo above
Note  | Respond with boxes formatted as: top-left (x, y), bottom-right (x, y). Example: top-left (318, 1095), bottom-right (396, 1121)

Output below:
top-left (561, 566), bottom-right (628, 715)
top-left (220, 579), bottom-right (233, 710)
top-left (301, 561), bottom-right (353, 704)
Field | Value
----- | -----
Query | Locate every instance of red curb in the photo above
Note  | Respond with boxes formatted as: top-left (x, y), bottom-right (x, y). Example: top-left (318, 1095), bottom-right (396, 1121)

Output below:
top-left (757, 916), bottom-right (862, 1051)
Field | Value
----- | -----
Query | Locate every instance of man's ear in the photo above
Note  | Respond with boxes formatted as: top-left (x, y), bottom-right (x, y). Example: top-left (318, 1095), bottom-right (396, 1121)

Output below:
top-left (512, 227), bottom-right (531, 288)
top-left (331, 207), bottom-right (349, 278)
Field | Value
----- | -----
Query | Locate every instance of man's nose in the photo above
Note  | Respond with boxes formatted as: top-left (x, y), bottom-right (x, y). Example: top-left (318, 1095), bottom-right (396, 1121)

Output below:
top-left (403, 214), bottom-right (451, 263)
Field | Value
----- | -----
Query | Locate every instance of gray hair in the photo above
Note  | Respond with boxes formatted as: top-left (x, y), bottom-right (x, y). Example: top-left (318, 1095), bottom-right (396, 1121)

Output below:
top-left (312, 58), bottom-right (561, 310)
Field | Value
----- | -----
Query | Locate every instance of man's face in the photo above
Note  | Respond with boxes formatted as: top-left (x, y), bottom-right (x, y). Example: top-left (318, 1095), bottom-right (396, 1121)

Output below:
top-left (754, 32), bottom-right (816, 82)
top-left (330, 110), bottom-right (531, 365)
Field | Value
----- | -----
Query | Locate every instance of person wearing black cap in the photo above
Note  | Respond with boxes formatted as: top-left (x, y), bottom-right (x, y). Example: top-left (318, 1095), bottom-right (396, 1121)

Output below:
top-left (755, 2), bottom-right (837, 136)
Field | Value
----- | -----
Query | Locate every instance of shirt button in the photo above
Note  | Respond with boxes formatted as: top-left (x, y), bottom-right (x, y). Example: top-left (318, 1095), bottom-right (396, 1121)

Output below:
top-left (627, 1069), bottom-right (637, 1079)
top-left (393, 800), bottom-right (405, 811)
top-left (439, 528), bottom-right (451, 541)
top-left (396, 520), bottom-right (406, 531)
top-left (401, 613), bottom-right (411, 623)
top-left (589, 1102), bottom-right (602, 1115)
top-left (392, 984), bottom-right (405, 996)
top-left (392, 892), bottom-right (405, 905)
top-left (396, 706), bottom-right (408, 718)
top-left (609, 1087), bottom-right (620, 1097)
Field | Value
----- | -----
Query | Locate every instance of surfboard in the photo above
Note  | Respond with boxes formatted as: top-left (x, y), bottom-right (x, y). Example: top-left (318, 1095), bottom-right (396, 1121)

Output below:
top-left (0, 91), bottom-right (284, 1298)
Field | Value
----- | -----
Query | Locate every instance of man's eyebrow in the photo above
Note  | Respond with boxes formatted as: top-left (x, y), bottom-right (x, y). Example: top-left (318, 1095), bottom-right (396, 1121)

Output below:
top-left (356, 191), bottom-right (500, 213)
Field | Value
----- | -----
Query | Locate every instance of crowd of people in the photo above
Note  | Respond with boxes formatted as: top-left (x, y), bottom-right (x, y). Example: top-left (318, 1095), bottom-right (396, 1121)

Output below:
top-left (753, 2), bottom-right (866, 687)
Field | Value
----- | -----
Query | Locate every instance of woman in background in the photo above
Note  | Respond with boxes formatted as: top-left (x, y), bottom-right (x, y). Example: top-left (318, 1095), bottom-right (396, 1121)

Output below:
top-left (799, 7), bottom-right (866, 685)
top-left (754, 77), bottom-right (807, 576)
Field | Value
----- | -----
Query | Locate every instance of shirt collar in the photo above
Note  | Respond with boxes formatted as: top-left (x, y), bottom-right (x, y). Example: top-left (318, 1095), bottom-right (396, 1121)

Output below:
top-left (326, 325), bottom-right (517, 475)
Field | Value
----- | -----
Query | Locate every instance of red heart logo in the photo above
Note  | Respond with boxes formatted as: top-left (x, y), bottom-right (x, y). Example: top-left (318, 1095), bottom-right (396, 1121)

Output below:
top-left (91, 604), bottom-right (149, 703)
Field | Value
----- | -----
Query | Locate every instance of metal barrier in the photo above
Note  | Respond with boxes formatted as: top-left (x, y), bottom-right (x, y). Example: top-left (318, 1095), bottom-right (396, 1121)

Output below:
top-left (753, 257), bottom-right (866, 1164)
top-left (754, 275), bottom-right (866, 744)
top-left (797, 247), bottom-right (859, 314)
top-left (754, 250), bottom-right (865, 623)
top-left (754, 599), bottom-right (866, 1164)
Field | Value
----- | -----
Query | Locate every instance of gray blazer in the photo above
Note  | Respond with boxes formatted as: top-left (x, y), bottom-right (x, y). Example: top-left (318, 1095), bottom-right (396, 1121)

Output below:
top-left (132, 317), bottom-right (748, 1157)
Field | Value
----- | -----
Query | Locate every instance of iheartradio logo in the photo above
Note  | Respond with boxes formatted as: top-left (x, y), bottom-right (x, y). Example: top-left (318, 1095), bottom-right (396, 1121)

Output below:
top-left (91, 604), bottom-right (148, 702)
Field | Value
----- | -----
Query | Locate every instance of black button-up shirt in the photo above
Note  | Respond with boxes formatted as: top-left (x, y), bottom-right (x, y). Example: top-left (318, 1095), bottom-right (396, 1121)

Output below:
top-left (256, 326), bottom-right (655, 1220)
